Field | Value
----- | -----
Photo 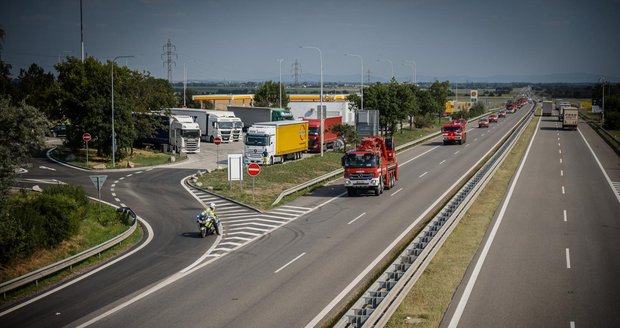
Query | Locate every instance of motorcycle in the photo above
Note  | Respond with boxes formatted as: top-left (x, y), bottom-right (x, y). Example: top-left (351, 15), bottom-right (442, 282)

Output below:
top-left (196, 213), bottom-right (221, 238)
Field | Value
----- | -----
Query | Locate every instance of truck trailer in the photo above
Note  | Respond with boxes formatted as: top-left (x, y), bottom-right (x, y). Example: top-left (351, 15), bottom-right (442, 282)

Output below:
top-left (542, 101), bottom-right (553, 116)
top-left (561, 107), bottom-right (579, 130)
top-left (134, 114), bottom-right (201, 153)
top-left (244, 120), bottom-right (308, 165)
top-left (228, 106), bottom-right (295, 132)
top-left (169, 108), bottom-right (243, 143)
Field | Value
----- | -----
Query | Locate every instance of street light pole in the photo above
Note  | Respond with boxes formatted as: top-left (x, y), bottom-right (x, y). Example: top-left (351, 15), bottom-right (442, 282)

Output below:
top-left (345, 53), bottom-right (364, 111)
top-left (404, 60), bottom-right (416, 85)
top-left (278, 58), bottom-right (284, 108)
top-left (377, 59), bottom-right (394, 80)
top-left (600, 77), bottom-right (606, 126)
top-left (301, 46), bottom-right (324, 157)
top-left (111, 55), bottom-right (134, 168)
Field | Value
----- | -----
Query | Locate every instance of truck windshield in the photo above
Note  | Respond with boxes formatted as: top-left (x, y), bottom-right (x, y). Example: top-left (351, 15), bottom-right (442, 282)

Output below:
top-left (234, 121), bottom-right (244, 128)
top-left (343, 153), bottom-right (377, 168)
top-left (442, 126), bottom-right (461, 132)
top-left (182, 129), bottom-right (200, 138)
top-left (218, 122), bottom-right (233, 129)
top-left (308, 127), bottom-right (320, 136)
top-left (245, 135), bottom-right (269, 146)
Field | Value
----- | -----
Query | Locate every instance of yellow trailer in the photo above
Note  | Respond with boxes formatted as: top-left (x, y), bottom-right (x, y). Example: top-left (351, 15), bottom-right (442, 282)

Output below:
top-left (244, 120), bottom-right (308, 165)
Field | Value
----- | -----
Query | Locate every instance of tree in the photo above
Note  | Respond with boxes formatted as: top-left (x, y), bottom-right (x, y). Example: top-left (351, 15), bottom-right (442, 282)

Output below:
top-left (329, 123), bottom-right (359, 152)
top-left (414, 89), bottom-right (439, 128)
top-left (14, 63), bottom-right (56, 116)
top-left (0, 60), bottom-right (11, 98)
top-left (254, 80), bottom-right (289, 108)
top-left (429, 80), bottom-right (450, 123)
top-left (177, 87), bottom-right (204, 108)
top-left (0, 98), bottom-right (49, 207)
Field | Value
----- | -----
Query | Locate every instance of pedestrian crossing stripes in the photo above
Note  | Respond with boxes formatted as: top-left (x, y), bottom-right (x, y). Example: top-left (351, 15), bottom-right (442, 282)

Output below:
top-left (187, 185), bottom-right (313, 257)
top-left (612, 181), bottom-right (620, 197)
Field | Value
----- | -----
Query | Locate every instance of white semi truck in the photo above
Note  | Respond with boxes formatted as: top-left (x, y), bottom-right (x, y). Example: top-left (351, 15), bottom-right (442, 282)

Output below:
top-left (169, 108), bottom-right (243, 143)
top-left (135, 114), bottom-right (201, 153)
top-left (542, 101), bottom-right (553, 116)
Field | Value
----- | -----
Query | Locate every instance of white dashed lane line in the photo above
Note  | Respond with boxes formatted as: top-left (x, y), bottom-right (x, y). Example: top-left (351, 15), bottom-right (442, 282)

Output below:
top-left (347, 212), bottom-right (366, 225)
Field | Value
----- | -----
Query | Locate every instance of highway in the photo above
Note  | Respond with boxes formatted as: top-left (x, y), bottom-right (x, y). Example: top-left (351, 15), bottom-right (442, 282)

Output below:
top-left (443, 112), bottom-right (620, 327)
top-left (2, 105), bottom-right (533, 327)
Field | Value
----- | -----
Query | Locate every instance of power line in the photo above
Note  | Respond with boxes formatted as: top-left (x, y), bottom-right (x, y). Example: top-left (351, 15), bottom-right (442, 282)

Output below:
top-left (366, 69), bottom-right (372, 84)
top-left (161, 38), bottom-right (177, 83)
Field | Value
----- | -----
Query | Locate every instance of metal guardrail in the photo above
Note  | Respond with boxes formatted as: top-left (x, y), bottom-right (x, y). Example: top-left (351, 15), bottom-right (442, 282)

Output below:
top-left (0, 207), bottom-right (138, 298)
top-left (334, 106), bottom-right (534, 327)
top-left (271, 109), bottom-right (499, 206)
top-left (578, 112), bottom-right (620, 156)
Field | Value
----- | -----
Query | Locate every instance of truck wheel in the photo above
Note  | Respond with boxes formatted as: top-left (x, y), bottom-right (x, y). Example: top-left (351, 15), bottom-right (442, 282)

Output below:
top-left (209, 136), bottom-right (214, 143)
top-left (269, 156), bottom-right (274, 165)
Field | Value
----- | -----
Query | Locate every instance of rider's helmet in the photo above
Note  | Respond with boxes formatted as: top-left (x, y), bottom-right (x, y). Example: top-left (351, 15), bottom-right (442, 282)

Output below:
top-left (209, 202), bottom-right (216, 210)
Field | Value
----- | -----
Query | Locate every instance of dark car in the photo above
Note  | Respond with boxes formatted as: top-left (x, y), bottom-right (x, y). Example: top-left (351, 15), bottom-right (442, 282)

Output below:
top-left (488, 114), bottom-right (498, 123)
top-left (50, 124), bottom-right (68, 137)
top-left (478, 117), bottom-right (489, 128)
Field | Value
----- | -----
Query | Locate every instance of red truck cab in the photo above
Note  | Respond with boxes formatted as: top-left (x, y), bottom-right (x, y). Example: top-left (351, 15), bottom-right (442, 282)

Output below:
top-left (441, 119), bottom-right (467, 145)
top-left (342, 136), bottom-right (398, 196)
top-left (304, 116), bottom-right (342, 152)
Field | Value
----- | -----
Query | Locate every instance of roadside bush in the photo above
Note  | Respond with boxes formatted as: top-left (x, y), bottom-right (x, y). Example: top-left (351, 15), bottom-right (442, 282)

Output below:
top-left (415, 113), bottom-right (435, 128)
top-left (44, 184), bottom-right (88, 207)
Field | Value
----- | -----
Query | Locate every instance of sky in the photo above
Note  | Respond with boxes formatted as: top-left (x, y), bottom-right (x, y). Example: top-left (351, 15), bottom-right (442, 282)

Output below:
top-left (1, 0), bottom-right (619, 83)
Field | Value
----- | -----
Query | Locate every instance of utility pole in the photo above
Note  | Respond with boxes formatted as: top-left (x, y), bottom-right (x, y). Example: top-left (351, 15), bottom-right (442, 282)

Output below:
top-left (291, 59), bottom-right (302, 86)
top-left (366, 69), bottom-right (372, 84)
top-left (80, 0), bottom-right (84, 62)
top-left (161, 39), bottom-right (177, 83)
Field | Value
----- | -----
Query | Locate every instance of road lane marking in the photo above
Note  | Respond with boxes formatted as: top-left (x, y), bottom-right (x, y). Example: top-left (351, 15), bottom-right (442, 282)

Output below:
top-left (400, 146), bottom-right (439, 167)
top-left (447, 113), bottom-right (541, 328)
top-left (347, 212), bottom-right (366, 225)
top-left (127, 174), bottom-right (133, 177)
top-left (560, 158), bottom-right (563, 164)
top-left (558, 143), bottom-right (561, 147)
top-left (564, 210), bottom-right (567, 222)
top-left (119, 177), bottom-right (125, 180)
top-left (570, 321), bottom-right (575, 328)
top-left (454, 151), bottom-right (460, 155)
top-left (274, 252), bottom-right (306, 274)
top-left (391, 188), bottom-right (403, 196)
top-left (114, 180), bottom-right (119, 184)
top-left (566, 248), bottom-right (571, 269)
top-left (578, 129), bottom-right (620, 204)
top-left (114, 198), bottom-right (120, 202)
top-left (120, 203), bottom-right (126, 207)
top-left (111, 184), bottom-right (116, 188)
top-left (562, 186), bottom-right (565, 194)
top-left (111, 193), bottom-right (116, 197)
top-left (559, 149), bottom-right (562, 154)
top-left (561, 170), bottom-right (564, 177)
top-left (440, 160), bottom-right (446, 165)
top-left (474, 138), bottom-right (478, 141)
top-left (465, 144), bottom-right (470, 147)
top-left (419, 171), bottom-right (428, 178)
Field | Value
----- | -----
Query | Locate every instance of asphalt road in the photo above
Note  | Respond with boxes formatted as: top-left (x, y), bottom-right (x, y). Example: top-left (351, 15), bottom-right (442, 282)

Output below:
top-left (443, 111), bottom-right (620, 327)
top-left (1, 105), bottom-right (533, 327)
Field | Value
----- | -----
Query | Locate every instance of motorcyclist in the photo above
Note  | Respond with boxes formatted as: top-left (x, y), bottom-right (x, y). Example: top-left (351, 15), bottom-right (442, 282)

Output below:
top-left (197, 203), bottom-right (220, 235)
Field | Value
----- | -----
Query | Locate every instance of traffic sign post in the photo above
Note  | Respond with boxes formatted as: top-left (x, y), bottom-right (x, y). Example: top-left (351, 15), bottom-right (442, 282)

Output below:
top-left (214, 137), bottom-right (221, 169)
top-left (247, 163), bottom-right (261, 201)
top-left (89, 175), bottom-right (107, 216)
top-left (83, 133), bottom-right (91, 168)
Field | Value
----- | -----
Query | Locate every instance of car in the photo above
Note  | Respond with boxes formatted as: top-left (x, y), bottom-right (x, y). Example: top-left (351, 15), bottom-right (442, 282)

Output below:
top-left (50, 124), bottom-right (68, 137)
top-left (478, 117), bottom-right (489, 128)
top-left (488, 114), bottom-right (498, 123)
top-left (498, 110), bottom-right (507, 118)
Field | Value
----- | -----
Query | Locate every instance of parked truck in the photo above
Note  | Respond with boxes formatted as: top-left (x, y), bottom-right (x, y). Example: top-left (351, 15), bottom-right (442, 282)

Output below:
top-left (169, 108), bottom-right (243, 143)
top-left (244, 120), bottom-right (308, 165)
top-left (134, 114), bottom-right (201, 153)
top-left (228, 106), bottom-right (295, 132)
top-left (304, 116), bottom-right (343, 152)
top-left (561, 106), bottom-right (579, 130)
top-left (506, 100), bottom-right (516, 113)
top-left (542, 101), bottom-right (553, 116)
top-left (441, 118), bottom-right (467, 145)
top-left (342, 136), bottom-right (398, 196)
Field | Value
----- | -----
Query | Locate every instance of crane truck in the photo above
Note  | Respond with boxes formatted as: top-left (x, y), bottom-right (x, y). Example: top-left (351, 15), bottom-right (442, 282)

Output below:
top-left (342, 136), bottom-right (398, 196)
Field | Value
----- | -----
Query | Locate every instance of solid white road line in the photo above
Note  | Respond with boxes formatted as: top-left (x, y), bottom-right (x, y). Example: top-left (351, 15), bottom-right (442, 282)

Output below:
top-left (447, 114), bottom-right (541, 328)
top-left (347, 212), bottom-right (366, 225)
top-left (274, 252), bottom-right (306, 274)
top-left (440, 160), bottom-right (446, 165)
top-left (419, 172), bottom-right (428, 178)
top-left (400, 146), bottom-right (439, 167)
top-left (391, 188), bottom-right (403, 196)
top-left (578, 129), bottom-right (620, 204)
top-left (566, 248), bottom-right (571, 269)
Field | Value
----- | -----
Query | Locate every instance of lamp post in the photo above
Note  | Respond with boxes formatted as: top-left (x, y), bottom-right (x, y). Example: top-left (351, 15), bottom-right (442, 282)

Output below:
top-left (111, 55), bottom-right (134, 168)
top-left (277, 58), bottom-right (284, 108)
top-left (377, 58), bottom-right (394, 80)
top-left (600, 77), bottom-right (606, 126)
top-left (300, 46), bottom-right (324, 157)
top-left (404, 60), bottom-right (416, 85)
top-left (345, 53), bottom-right (364, 111)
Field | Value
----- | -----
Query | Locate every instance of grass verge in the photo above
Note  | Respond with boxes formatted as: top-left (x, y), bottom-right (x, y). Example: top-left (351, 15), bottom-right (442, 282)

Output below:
top-left (384, 109), bottom-right (540, 327)
top-left (51, 146), bottom-right (184, 169)
top-left (0, 201), bottom-right (143, 307)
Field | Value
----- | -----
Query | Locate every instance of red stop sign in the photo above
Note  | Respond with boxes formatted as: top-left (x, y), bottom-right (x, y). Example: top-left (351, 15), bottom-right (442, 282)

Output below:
top-left (82, 133), bottom-right (91, 142)
top-left (214, 137), bottom-right (221, 145)
top-left (247, 163), bottom-right (261, 177)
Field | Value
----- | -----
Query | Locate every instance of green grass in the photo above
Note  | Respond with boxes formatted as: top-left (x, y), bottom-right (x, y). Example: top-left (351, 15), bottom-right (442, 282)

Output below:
top-left (51, 146), bottom-right (184, 169)
top-left (385, 108), bottom-right (540, 328)
top-left (0, 200), bottom-right (143, 306)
